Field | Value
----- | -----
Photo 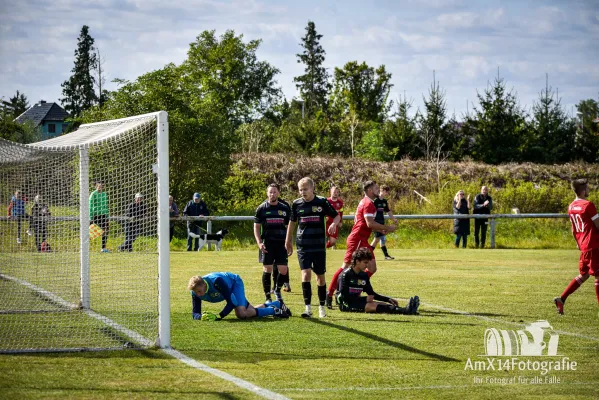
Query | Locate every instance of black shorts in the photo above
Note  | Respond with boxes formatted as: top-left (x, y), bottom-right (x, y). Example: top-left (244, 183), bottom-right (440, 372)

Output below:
top-left (297, 251), bottom-right (326, 275)
top-left (260, 242), bottom-right (288, 266)
top-left (374, 231), bottom-right (386, 238)
top-left (91, 215), bottom-right (109, 233)
top-left (338, 296), bottom-right (367, 312)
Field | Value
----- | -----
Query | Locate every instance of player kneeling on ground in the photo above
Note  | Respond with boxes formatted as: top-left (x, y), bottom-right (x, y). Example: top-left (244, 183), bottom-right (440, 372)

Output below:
top-left (337, 248), bottom-right (420, 315)
top-left (188, 272), bottom-right (291, 320)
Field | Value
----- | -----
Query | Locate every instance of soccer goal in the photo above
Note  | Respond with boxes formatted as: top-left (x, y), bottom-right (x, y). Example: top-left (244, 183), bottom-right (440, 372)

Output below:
top-left (0, 111), bottom-right (170, 353)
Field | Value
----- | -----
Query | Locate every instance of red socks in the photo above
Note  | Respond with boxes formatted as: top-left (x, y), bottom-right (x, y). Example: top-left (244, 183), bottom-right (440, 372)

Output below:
top-left (561, 276), bottom-right (583, 301)
top-left (328, 267), bottom-right (343, 296)
top-left (595, 279), bottom-right (599, 304)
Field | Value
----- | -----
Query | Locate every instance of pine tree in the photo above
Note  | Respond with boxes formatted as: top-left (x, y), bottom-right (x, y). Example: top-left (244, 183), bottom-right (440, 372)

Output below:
top-left (61, 25), bottom-right (97, 117)
top-left (471, 76), bottom-right (527, 164)
top-left (1, 90), bottom-right (29, 118)
top-left (294, 21), bottom-right (330, 115)
top-left (526, 74), bottom-right (576, 163)
top-left (418, 71), bottom-right (449, 161)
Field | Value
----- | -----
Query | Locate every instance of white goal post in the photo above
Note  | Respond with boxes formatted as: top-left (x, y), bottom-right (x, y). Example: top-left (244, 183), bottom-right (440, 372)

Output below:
top-left (0, 111), bottom-right (170, 352)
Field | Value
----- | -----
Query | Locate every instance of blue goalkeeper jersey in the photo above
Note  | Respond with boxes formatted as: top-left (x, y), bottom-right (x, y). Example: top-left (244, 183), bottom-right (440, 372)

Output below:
top-left (190, 272), bottom-right (248, 318)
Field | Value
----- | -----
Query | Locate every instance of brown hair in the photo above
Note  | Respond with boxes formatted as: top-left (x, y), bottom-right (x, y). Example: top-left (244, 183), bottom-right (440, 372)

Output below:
top-left (351, 248), bottom-right (373, 266)
top-left (363, 180), bottom-right (377, 193)
top-left (267, 183), bottom-right (280, 191)
top-left (571, 179), bottom-right (588, 196)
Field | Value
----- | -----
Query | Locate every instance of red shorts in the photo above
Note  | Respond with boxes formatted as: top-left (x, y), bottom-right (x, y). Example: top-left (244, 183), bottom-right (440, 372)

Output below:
top-left (326, 220), bottom-right (339, 239)
top-left (343, 235), bottom-right (374, 264)
top-left (579, 248), bottom-right (599, 276)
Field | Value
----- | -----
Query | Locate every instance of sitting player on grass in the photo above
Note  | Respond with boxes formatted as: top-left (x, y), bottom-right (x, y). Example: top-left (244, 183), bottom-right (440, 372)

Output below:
top-left (337, 248), bottom-right (420, 315)
top-left (188, 272), bottom-right (291, 320)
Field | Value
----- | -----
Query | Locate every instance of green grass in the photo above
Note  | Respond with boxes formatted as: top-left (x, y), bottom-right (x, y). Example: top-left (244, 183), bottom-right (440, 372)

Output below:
top-left (2, 249), bottom-right (599, 399)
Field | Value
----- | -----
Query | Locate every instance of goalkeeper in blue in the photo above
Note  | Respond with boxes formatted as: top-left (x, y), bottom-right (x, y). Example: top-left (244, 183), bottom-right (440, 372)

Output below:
top-left (188, 272), bottom-right (292, 320)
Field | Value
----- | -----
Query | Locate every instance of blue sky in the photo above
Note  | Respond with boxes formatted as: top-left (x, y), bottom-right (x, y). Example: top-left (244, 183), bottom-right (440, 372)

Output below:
top-left (0, 0), bottom-right (597, 119)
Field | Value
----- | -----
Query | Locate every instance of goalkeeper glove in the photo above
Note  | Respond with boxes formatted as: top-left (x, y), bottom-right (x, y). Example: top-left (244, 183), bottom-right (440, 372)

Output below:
top-left (201, 312), bottom-right (221, 321)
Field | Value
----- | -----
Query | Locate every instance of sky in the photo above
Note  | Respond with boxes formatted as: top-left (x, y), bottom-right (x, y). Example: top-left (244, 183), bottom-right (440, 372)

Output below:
top-left (0, 0), bottom-right (597, 120)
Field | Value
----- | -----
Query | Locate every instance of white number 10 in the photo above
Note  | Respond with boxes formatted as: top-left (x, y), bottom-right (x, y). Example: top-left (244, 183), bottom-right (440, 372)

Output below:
top-left (570, 214), bottom-right (585, 233)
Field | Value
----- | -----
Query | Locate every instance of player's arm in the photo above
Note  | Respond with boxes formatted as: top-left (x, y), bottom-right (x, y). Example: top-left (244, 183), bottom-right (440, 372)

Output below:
top-left (253, 223), bottom-right (267, 252)
top-left (386, 210), bottom-right (397, 224)
top-left (191, 291), bottom-right (202, 320)
top-left (365, 215), bottom-right (396, 233)
top-left (325, 202), bottom-right (340, 235)
top-left (285, 221), bottom-right (296, 256)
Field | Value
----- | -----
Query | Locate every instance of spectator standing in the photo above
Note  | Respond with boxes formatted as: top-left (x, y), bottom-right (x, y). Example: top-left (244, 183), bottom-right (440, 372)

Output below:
top-left (169, 195), bottom-right (179, 242)
top-left (473, 186), bottom-right (493, 248)
top-left (30, 195), bottom-right (51, 252)
top-left (453, 190), bottom-right (471, 248)
top-left (89, 181), bottom-right (110, 253)
top-left (118, 193), bottom-right (148, 252)
top-left (183, 192), bottom-right (210, 251)
top-left (8, 190), bottom-right (27, 244)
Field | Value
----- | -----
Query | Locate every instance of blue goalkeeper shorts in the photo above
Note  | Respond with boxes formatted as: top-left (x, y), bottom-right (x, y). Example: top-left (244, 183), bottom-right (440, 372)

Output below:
top-left (230, 276), bottom-right (249, 308)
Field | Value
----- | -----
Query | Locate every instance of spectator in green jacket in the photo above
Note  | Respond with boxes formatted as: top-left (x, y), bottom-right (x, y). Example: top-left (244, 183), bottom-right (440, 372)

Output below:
top-left (89, 180), bottom-right (110, 253)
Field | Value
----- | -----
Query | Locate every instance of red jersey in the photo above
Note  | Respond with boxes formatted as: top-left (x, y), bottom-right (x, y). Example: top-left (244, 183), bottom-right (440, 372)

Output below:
top-left (326, 197), bottom-right (344, 223)
top-left (350, 196), bottom-right (377, 239)
top-left (568, 199), bottom-right (599, 252)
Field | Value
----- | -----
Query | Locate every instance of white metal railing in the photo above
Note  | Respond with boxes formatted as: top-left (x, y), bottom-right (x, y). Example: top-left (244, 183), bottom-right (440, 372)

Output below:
top-left (179, 213), bottom-right (569, 249)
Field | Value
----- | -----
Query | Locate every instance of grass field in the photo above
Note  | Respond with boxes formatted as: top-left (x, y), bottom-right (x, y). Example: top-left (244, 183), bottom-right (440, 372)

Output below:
top-left (1, 249), bottom-right (598, 399)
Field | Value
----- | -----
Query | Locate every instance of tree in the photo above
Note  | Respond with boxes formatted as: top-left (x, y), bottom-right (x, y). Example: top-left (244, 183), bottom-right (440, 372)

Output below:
top-left (61, 25), bottom-right (98, 117)
top-left (0, 116), bottom-right (40, 144)
top-left (293, 21), bottom-right (330, 115)
top-left (381, 95), bottom-right (420, 160)
top-left (95, 47), bottom-right (109, 106)
top-left (417, 72), bottom-right (450, 162)
top-left (524, 75), bottom-right (576, 163)
top-left (78, 30), bottom-right (281, 208)
top-left (1, 91), bottom-right (29, 118)
top-left (470, 76), bottom-right (528, 164)
top-left (574, 99), bottom-right (599, 163)
top-left (330, 61), bottom-right (393, 123)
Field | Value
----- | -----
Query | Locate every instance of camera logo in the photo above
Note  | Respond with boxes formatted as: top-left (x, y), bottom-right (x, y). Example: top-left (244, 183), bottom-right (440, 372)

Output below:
top-left (484, 320), bottom-right (559, 356)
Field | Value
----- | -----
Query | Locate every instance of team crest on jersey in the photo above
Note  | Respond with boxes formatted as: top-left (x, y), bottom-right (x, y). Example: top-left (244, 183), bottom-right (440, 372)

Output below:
top-left (278, 210), bottom-right (286, 216)
top-left (312, 206), bottom-right (322, 212)
top-left (358, 279), bottom-right (366, 285)
top-left (210, 292), bottom-right (220, 298)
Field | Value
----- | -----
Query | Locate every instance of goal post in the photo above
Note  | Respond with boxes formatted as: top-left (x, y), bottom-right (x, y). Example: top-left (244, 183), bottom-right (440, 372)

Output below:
top-left (0, 111), bottom-right (170, 352)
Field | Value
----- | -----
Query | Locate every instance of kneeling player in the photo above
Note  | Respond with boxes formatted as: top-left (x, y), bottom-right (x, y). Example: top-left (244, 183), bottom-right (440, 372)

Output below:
top-left (188, 272), bottom-right (291, 320)
top-left (337, 248), bottom-right (420, 314)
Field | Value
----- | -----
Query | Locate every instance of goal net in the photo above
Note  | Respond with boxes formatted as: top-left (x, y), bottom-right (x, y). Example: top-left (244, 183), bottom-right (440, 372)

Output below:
top-left (0, 111), bottom-right (170, 352)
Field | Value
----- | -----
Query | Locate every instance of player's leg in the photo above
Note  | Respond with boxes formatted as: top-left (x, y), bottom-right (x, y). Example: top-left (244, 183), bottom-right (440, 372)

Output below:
top-left (275, 262), bottom-right (289, 302)
top-left (327, 245), bottom-right (355, 307)
top-left (101, 215), bottom-right (109, 251)
top-left (272, 263), bottom-right (279, 293)
top-left (380, 234), bottom-right (393, 260)
top-left (554, 252), bottom-right (591, 314)
top-left (370, 235), bottom-right (380, 250)
top-left (298, 252), bottom-right (313, 318)
top-left (314, 253), bottom-right (327, 318)
top-left (262, 263), bottom-right (273, 302)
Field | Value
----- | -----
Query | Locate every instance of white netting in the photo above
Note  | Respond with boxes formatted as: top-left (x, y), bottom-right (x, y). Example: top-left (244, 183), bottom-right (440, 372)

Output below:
top-left (0, 113), bottom-right (167, 352)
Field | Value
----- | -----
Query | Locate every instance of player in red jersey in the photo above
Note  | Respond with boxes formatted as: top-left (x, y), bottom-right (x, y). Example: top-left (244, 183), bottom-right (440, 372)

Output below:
top-left (554, 179), bottom-right (599, 315)
top-left (326, 181), bottom-right (396, 308)
top-left (326, 186), bottom-right (344, 248)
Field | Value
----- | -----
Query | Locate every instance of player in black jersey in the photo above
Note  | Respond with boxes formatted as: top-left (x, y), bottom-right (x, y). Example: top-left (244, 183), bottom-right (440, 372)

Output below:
top-left (337, 248), bottom-right (420, 314)
top-left (254, 184), bottom-right (291, 302)
top-left (370, 185), bottom-right (397, 260)
top-left (286, 177), bottom-right (341, 318)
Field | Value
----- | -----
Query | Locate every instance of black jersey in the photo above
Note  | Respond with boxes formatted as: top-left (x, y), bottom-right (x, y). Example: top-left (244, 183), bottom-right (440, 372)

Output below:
top-left (373, 197), bottom-right (390, 224)
top-left (338, 267), bottom-right (376, 299)
top-left (290, 195), bottom-right (338, 253)
top-left (254, 200), bottom-right (291, 242)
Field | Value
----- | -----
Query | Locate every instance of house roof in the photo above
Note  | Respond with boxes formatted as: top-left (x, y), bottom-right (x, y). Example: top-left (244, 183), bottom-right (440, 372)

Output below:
top-left (15, 102), bottom-right (70, 126)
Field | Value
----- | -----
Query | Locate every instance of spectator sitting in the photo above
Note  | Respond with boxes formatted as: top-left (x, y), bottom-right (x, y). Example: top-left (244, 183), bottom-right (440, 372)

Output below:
top-left (183, 192), bottom-right (210, 251)
top-left (453, 190), bottom-right (471, 248)
top-left (118, 193), bottom-right (148, 252)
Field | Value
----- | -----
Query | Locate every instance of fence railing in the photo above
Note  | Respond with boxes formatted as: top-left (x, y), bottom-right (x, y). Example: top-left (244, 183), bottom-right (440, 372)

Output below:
top-left (181, 213), bottom-right (570, 249)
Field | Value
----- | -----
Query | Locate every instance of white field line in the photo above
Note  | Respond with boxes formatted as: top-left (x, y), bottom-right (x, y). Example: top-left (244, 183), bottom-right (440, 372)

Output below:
top-left (414, 300), bottom-right (599, 343)
top-left (162, 348), bottom-right (290, 400)
top-left (0, 273), bottom-right (289, 400)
